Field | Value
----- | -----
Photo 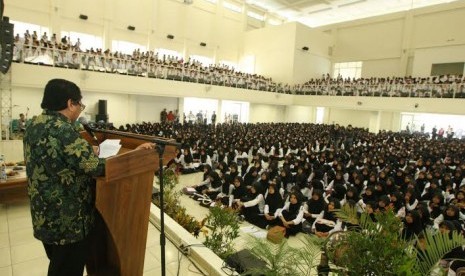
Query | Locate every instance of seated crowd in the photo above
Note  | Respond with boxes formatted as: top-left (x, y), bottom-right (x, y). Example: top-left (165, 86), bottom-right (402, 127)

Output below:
top-left (111, 121), bottom-right (465, 272)
top-left (13, 30), bottom-right (465, 98)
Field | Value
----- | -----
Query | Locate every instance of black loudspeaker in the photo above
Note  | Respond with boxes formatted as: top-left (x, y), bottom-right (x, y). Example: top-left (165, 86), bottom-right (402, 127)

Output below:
top-left (0, 17), bottom-right (13, 74)
top-left (224, 249), bottom-right (267, 275)
top-left (98, 100), bottom-right (107, 115)
top-left (200, 42), bottom-right (206, 47)
top-left (79, 14), bottom-right (88, 20)
top-left (96, 114), bottom-right (108, 123)
top-left (127, 25), bottom-right (135, 31)
top-left (167, 34), bottom-right (174, 39)
top-left (302, 46), bottom-right (309, 51)
top-left (96, 100), bottom-right (108, 123)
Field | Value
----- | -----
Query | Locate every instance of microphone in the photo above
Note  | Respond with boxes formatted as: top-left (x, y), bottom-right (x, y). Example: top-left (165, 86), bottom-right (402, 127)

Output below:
top-left (78, 117), bottom-right (98, 144)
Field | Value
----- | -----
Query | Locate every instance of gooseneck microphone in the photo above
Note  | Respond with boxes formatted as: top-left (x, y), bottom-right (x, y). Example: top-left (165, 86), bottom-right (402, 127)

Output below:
top-left (78, 117), bottom-right (98, 144)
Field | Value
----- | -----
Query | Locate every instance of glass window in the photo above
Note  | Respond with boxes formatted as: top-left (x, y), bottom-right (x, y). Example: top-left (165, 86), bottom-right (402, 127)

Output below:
top-left (247, 11), bottom-right (265, 21)
top-left (219, 60), bottom-right (237, 70)
top-left (333, 61), bottom-right (362, 79)
top-left (223, 1), bottom-right (242, 13)
top-left (11, 20), bottom-right (49, 40)
top-left (189, 55), bottom-right (213, 66)
top-left (156, 48), bottom-right (182, 60)
top-left (112, 40), bottom-right (147, 55)
top-left (316, 107), bottom-right (325, 124)
top-left (60, 31), bottom-right (103, 51)
top-left (267, 19), bottom-right (282, 26)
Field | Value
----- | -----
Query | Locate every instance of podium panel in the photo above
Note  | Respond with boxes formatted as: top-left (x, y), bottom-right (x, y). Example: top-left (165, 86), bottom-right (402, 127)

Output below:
top-left (83, 130), bottom-right (176, 276)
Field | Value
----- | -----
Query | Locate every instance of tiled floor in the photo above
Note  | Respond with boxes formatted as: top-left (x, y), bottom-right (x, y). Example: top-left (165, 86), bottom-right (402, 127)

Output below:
top-left (0, 172), bottom-right (319, 276)
top-left (0, 181), bottom-right (203, 276)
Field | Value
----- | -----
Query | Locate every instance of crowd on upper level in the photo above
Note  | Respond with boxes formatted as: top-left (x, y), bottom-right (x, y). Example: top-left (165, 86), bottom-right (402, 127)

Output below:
top-left (12, 30), bottom-right (465, 98)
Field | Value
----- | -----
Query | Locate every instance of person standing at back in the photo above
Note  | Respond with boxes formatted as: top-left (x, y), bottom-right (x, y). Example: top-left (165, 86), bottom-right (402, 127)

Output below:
top-left (23, 79), bottom-right (154, 276)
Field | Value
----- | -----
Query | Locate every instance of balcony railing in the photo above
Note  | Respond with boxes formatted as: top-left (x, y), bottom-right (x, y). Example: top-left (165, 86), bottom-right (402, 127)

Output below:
top-left (13, 45), bottom-right (465, 99)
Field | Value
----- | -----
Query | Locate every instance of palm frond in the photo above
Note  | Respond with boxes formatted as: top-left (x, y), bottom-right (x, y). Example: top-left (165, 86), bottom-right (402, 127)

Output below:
top-left (334, 205), bottom-right (359, 225)
top-left (414, 229), bottom-right (465, 275)
top-left (245, 235), bottom-right (299, 276)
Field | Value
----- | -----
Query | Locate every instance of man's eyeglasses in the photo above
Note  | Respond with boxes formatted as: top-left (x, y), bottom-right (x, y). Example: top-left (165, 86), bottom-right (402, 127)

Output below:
top-left (73, 101), bottom-right (86, 111)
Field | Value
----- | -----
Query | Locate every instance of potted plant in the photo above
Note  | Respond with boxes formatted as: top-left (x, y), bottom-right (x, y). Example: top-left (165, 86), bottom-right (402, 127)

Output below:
top-left (203, 206), bottom-right (240, 259)
top-left (245, 234), bottom-right (324, 276)
top-left (327, 205), bottom-right (465, 275)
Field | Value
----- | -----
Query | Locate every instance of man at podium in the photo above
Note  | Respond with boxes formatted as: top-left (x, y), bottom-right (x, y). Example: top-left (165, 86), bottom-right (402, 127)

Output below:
top-left (23, 79), bottom-right (154, 276)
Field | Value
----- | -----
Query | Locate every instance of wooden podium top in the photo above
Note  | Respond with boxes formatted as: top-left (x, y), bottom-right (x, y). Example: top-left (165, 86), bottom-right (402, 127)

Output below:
top-left (0, 167), bottom-right (28, 204)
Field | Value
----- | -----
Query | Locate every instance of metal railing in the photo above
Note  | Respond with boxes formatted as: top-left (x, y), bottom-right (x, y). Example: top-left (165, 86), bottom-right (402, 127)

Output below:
top-left (13, 44), bottom-right (465, 98)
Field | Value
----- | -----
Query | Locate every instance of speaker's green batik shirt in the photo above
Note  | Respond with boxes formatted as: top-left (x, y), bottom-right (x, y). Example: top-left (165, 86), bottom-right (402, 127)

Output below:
top-left (23, 110), bottom-right (105, 245)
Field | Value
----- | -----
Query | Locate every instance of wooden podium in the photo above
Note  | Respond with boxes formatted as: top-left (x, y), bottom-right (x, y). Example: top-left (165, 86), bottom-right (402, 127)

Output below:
top-left (82, 130), bottom-right (176, 276)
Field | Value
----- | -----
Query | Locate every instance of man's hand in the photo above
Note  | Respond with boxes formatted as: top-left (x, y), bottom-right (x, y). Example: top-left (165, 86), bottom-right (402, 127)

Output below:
top-left (136, 143), bottom-right (155, 150)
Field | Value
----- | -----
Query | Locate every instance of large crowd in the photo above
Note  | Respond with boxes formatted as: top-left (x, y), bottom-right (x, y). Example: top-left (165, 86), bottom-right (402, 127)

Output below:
top-left (109, 121), bottom-right (465, 272)
top-left (13, 30), bottom-right (465, 98)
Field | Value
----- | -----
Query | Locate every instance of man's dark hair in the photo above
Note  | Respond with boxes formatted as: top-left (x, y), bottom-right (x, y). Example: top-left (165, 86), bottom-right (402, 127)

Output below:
top-left (41, 79), bottom-right (82, 111)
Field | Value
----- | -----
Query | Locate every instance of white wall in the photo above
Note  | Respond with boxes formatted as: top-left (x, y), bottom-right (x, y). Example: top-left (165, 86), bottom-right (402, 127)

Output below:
top-left (249, 104), bottom-right (286, 123)
top-left (362, 58), bottom-right (401, 78)
top-left (293, 23), bottom-right (332, 83)
top-left (243, 24), bottom-right (297, 83)
top-left (326, 109), bottom-right (372, 129)
top-left (285, 106), bottom-right (314, 123)
top-left (133, 95), bottom-right (178, 124)
top-left (412, 45), bottom-right (465, 77)
top-left (319, 0), bottom-right (465, 77)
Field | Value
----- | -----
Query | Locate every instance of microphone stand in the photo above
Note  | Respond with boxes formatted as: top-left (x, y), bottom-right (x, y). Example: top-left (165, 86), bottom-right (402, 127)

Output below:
top-left (91, 128), bottom-right (179, 276)
top-left (156, 143), bottom-right (167, 276)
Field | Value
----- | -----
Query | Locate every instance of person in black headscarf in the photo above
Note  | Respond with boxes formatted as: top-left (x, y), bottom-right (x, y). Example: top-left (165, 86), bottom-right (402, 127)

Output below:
top-left (402, 210), bottom-right (424, 241)
top-left (303, 189), bottom-right (326, 228)
top-left (237, 182), bottom-right (265, 228)
top-left (434, 205), bottom-right (463, 229)
top-left (428, 193), bottom-right (445, 220)
top-left (376, 195), bottom-right (391, 213)
top-left (202, 171), bottom-right (223, 200)
top-left (415, 202), bottom-right (433, 229)
top-left (258, 172), bottom-right (270, 195)
top-left (314, 199), bottom-right (342, 238)
top-left (259, 182), bottom-right (284, 229)
top-left (389, 190), bottom-right (405, 217)
top-left (192, 164), bottom-right (212, 194)
top-left (359, 186), bottom-right (377, 211)
top-left (277, 192), bottom-right (304, 237)
top-left (244, 167), bottom-right (259, 188)
top-left (229, 176), bottom-right (247, 208)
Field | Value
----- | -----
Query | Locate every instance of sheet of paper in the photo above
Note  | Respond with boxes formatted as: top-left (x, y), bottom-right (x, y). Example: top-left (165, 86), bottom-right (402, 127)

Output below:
top-left (98, 139), bottom-right (122, 158)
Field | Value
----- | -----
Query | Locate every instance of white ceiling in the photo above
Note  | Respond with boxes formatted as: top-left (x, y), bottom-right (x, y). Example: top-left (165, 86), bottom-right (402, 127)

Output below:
top-left (244, 0), bottom-right (459, 28)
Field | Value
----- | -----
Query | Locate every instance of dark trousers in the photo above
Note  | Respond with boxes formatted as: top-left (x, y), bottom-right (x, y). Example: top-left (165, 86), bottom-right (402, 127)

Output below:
top-left (43, 237), bottom-right (89, 276)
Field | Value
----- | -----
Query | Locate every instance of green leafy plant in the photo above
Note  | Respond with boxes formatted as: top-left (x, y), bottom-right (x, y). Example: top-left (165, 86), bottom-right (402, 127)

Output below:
top-left (153, 167), bottom-right (202, 234)
top-left (245, 234), bottom-right (324, 276)
top-left (203, 206), bottom-right (240, 259)
top-left (330, 205), bottom-right (465, 276)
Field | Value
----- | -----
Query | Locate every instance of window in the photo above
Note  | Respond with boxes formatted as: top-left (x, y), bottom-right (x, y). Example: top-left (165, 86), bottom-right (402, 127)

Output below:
top-left (223, 1), bottom-right (242, 13)
top-left (240, 55), bottom-right (255, 74)
top-left (267, 19), bottom-right (282, 26)
top-left (189, 55), bottom-right (213, 66)
top-left (60, 31), bottom-right (103, 51)
top-left (316, 107), bottom-right (325, 124)
top-left (219, 60), bottom-right (237, 70)
top-left (333, 62), bottom-right (362, 79)
top-left (112, 40), bottom-right (147, 55)
top-left (247, 11), bottom-right (265, 21)
top-left (155, 48), bottom-right (183, 61)
top-left (11, 20), bottom-right (49, 40)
